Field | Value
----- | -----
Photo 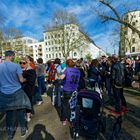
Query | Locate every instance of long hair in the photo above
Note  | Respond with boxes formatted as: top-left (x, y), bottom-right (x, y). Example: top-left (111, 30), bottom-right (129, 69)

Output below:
top-left (66, 59), bottom-right (75, 67)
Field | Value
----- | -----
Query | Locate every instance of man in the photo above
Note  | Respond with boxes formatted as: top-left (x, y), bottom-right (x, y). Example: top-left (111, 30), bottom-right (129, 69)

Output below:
top-left (0, 50), bottom-right (31, 140)
top-left (111, 54), bottom-right (127, 116)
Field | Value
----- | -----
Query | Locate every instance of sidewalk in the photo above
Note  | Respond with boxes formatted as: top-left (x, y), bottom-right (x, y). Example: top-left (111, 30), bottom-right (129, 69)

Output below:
top-left (0, 92), bottom-right (140, 140)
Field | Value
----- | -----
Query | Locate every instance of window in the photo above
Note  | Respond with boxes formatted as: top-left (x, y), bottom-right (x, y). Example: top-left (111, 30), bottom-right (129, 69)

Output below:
top-left (132, 30), bottom-right (135, 34)
top-left (132, 22), bottom-right (135, 26)
top-left (49, 54), bottom-right (51, 58)
top-left (49, 48), bottom-right (50, 51)
top-left (132, 47), bottom-right (135, 52)
top-left (124, 31), bottom-right (127, 35)
top-left (74, 52), bottom-right (77, 56)
top-left (46, 54), bottom-right (48, 58)
top-left (48, 36), bottom-right (50, 39)
top-left (132, 38), bottom-right (135, 43)
top-left (56, 53), bottom-right (58, 57)
top-left (125, 47), bottom-right (127, 52)
top-left (58, 34), bottom-right (60, 38)
top-left (59, 53), bottom-right (61, 58)
top-left (46, 42), bottom-right (47, 45)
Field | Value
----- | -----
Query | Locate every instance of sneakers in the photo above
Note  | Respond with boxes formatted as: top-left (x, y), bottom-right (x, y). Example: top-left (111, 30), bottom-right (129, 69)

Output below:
top-left (42, 93), bottom-right (48, 97)
top-left (37, 101), bottom-right (43, 105)
top-left (62, 120), bottom-right (67, 126)
top-left (21, 129), bottom-right (28, 137)
top-left (121, 106), bottom-right (128, 113)
top-left (26, 116), bottom-right (31, 122)
top-left (7, 135), bottom-right (13, 140)
top-left (110, 110), bottom-right (123, 117)
top-left (62, 119), bottom-right (68, 126)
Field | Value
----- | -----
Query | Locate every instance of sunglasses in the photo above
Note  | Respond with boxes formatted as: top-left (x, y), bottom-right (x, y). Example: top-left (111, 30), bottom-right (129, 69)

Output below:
top-left (19, 62), bottom-right (26, 65)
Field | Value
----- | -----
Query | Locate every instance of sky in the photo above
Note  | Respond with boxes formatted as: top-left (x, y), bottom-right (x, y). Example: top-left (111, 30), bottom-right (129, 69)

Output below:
top-left (0, 0), bottom-right (140, 54)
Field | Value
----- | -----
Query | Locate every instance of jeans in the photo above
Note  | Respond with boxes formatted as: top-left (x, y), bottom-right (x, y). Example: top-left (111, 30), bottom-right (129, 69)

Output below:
top-left (36, 76), bottom-right (46, 101)
top-left (105, 78), bottom-right (112, 97)
top-left (54, 79), bottom-right (62, 107)
top-left (61, 92), bottom-right (72, 121)
top-left (112, 86), bottom-right (127, 112)
top-left (6, 109), bottom-right (26, 137)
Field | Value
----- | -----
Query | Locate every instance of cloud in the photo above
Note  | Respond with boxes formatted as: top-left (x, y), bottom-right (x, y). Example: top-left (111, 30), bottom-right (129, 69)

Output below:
top-left (92, 30), bottom-right (119, 55)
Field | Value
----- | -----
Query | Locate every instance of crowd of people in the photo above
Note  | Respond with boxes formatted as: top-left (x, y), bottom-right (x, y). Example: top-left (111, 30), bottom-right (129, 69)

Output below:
top-left (0, 50), bottom-right (140, 140)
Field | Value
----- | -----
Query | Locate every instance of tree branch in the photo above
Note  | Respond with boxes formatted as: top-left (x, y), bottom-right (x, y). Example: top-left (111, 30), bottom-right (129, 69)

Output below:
top-left (100, 0), bottom-right (121, 20)
top-left (99, 14), bottom-right (140, 36)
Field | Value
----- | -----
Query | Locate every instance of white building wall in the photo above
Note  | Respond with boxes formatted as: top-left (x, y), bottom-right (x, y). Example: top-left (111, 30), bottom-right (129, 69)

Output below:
top-left (121, 10), bottom-right (140, 55)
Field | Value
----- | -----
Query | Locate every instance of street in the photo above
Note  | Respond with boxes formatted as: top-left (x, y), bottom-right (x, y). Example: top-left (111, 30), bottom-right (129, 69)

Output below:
top-left (0, 91), bottom-right (140, 140)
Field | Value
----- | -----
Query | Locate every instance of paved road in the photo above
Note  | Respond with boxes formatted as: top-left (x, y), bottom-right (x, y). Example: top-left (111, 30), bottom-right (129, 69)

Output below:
top-left (0, 91), bottom-right (140, 140)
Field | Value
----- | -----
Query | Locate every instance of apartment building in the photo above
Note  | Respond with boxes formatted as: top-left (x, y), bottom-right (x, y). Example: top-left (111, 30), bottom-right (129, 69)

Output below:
top-left (120, 10), bottom-right (140, 57)
top-left (43, 23), bottom-right (106, 61)
top-left (1, 37), bottom-right (38, 58)
top-left (28, 42), bottom-right (46, 63)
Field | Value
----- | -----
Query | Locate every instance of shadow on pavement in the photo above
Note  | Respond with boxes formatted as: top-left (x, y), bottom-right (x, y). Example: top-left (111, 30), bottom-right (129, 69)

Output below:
top-left (26, 124), bottom-right (55, 140)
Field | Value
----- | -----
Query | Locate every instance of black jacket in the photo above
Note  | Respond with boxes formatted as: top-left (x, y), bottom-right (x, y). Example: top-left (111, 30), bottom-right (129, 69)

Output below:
top-left (111, 61), bottom-right (125, 87)
top-left (22, 69), bottom-right (36, 97)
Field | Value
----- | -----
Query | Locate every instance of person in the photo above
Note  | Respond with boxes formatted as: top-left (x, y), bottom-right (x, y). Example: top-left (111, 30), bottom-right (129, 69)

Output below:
top-left (20, 57), bottom-right (36, 122)
top-left (36, 58), bottom-right (47, 105)
top-left (53, 58), bottom-right (63, 107)
top-left (60, 59), bottom-right (80, 125)
top-left (0, 50), bottom-right (31, 140)
top-left (124, 58), bottom-right (133, 87)
top-left (111, 54), bottom-right (127, 116)
top-left (47, 60), bottom-right (56, 85)
top-left (104, 57), bottom-right (112, 99)
top-left (26, 55), bottom-right (36, 71)
top-left (76, 60), bottom-right (86, 91)
top-left (87, 59), bottom-right (101, 89)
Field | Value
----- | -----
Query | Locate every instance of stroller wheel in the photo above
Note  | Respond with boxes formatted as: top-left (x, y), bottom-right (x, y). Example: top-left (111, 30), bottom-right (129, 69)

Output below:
top-left (70, 127), bottom-right (79, 139)
top-left (73, 132), bottom-right (79, 140)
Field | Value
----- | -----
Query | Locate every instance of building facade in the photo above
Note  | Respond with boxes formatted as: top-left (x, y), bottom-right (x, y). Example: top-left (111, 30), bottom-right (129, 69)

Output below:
top-left (120, 10), bottom-right (140, 57)
top-left (43, 24), bottom-right (106, 62)
top-left (28, 42), bottom-right (46, 63)
top-left (0, 37), bottom-right (38, 58)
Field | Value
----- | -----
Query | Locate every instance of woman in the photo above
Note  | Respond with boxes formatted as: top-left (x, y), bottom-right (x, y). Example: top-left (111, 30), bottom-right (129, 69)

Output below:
top-left (76, 60), bottom-right (86, 91)
top-left (60, 59), bottom-right (80, 125)
top-left (26, 55), bottom-right (36, 71)
top-left (87, 59), bottom-right (101, 89)
top-left (20, 58), bottom-right (36, 122)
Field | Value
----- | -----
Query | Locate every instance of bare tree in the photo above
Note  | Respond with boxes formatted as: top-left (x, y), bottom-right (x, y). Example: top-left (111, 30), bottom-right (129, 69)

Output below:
top-left (95, 0), bottom-right (140, 36)
top-left (44, 9), bottom-right (88, 60)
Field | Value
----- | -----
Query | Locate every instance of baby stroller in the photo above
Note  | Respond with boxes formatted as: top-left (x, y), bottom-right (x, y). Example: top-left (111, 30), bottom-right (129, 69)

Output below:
top-left (69, 89), bottom-right (106, 140)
